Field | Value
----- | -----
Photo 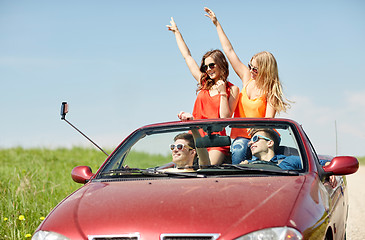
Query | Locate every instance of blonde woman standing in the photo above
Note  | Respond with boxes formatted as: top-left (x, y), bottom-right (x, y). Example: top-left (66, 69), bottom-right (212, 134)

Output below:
top-left (205, 7), bottom-right (290, 164)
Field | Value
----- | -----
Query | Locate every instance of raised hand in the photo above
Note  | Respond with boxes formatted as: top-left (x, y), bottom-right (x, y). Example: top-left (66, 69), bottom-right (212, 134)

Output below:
top-left (166, 17), bottom-right (178, 33)
top-left (204, 7), bottom-right (217, 25)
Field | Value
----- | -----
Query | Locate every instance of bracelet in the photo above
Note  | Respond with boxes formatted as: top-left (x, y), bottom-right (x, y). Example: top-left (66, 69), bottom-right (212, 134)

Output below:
top-left (219, 92), bottom-right (228, 97)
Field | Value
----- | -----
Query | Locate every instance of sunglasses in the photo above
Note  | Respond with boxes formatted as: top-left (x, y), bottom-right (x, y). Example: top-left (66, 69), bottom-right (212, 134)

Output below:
top-left (249, 135), bottom-right (272, 145)
top-left (201, 63), bottom-right (216, 72)
top-left (248, 63), bottom-right (258, 74)
top-left (169, 143), bottom-right (193, 151)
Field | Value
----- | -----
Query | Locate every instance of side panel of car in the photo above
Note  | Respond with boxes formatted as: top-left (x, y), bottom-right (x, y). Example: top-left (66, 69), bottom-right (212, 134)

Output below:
top-left (328, 176), bottom-right (348, 240)
top-left (288, 172), bottom-right (330, 239)
top-left (296, 123), bottom-right (350, 240)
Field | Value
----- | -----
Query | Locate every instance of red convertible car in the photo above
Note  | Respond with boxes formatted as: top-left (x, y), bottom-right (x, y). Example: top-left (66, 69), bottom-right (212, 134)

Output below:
top-left (32, 118), bottom-right (358, 240)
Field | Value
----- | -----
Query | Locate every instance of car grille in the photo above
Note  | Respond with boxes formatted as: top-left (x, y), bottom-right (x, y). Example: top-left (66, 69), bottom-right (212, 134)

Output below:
top-left (161, 234), bottom-right (220, 240)
top-left (88, 233), bottom-right (219, 240)
top-left (162, 237), bottom-right (215, 240)
top-left (91, 238), bottom-right (138, 240)
top-left (88, 234), bottom-right (139, 240)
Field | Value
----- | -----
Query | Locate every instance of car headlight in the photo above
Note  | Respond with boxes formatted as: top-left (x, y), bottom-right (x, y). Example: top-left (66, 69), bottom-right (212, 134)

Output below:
top-left (32, 231), bottom-right (71, 240)
top-left (235, 227), bottom-right (302, 240)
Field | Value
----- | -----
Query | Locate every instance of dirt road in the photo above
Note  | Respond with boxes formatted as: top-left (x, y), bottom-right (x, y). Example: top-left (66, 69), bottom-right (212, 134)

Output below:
top-left (346, 165), bottom-right (365, 240)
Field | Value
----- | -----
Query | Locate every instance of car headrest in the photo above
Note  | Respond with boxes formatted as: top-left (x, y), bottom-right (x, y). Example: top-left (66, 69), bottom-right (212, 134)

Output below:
top-left (277, 146), bottom-right (299, 156)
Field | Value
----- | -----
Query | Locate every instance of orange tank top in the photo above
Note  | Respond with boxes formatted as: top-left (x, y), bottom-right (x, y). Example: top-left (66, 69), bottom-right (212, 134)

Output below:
top-left (230, 79), bottom-right (267, 139)
top-left (192, 82), bottom-right (234, 155)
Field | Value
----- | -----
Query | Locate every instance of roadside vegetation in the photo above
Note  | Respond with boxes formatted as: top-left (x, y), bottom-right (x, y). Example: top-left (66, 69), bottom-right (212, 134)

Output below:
top-left (0, 147), bottom-right (363, 239)
top-left (0, 147), bottom-right (110, 239)
top-left (357, 156), bottom-right (365, 165)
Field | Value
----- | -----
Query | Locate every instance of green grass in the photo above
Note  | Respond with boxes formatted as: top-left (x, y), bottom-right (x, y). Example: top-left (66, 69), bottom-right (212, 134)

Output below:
top-left (123, 151), bottom-right (171, 168)
top-left (357, 156), bottom-right (365, 165)
top-left (0, 147), bottom-right (109, 239)
top-left (0, 147), bottom-right (363, 239)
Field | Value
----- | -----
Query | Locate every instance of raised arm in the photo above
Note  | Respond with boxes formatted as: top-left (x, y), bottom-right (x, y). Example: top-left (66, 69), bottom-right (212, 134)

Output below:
top-left (167, 17), bottom-right (202, 82)
top-left (204, 7), bottom-right (250, 84)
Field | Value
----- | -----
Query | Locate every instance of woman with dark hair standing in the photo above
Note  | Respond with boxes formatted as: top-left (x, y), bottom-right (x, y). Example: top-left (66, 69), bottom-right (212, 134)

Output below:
top-left (167, 17), bottom-right (239, 165)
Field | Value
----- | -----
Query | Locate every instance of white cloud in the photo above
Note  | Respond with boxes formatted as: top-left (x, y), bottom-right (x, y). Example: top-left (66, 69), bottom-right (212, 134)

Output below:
top-left (345, 90), bottom-right (365, 109)
top-left (282, 91), bottom-right (365, 157)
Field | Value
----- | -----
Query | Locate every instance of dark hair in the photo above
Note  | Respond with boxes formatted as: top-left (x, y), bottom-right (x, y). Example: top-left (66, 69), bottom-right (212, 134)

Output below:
top-left (251, 128), bottom-right (281, 153)
top-left (174, 133), bottom-right (195, 149)
top-left (198, 49), bottom-right (229, 91)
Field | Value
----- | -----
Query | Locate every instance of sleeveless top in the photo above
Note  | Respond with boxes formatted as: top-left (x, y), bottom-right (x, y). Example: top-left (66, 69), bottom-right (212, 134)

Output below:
top-left (192, 82), bottom-right (234, 155)
top-left (192, 81), bottom-right (234, 119)
top-left (230, 79), bottom-right (267, 139)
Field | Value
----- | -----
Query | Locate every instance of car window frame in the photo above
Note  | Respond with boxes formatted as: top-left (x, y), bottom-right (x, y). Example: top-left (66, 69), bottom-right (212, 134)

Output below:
top-left (94, 120), bottom-right (309, 179)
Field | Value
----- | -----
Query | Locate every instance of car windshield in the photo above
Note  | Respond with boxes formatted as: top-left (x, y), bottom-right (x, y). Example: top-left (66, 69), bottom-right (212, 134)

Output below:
top-left (95, 121), bottom-right (305, 180)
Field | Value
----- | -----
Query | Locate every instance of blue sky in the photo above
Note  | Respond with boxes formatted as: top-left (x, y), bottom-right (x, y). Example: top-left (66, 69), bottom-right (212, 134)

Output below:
top-left (1, 0), bottom-right (365, 156)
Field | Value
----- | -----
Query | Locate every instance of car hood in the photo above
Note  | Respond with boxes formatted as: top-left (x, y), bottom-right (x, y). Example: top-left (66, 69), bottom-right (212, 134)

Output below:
top-left (41, 175), bottom-right (305, 239)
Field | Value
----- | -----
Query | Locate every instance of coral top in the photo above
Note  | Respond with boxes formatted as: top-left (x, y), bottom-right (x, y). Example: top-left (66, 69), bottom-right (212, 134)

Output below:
top-left (230, 79), bottom-right (267, 139)
top-left (192, 82), bottom-right (234, 120)
top-left (192, 82), bottom-right (234, 155)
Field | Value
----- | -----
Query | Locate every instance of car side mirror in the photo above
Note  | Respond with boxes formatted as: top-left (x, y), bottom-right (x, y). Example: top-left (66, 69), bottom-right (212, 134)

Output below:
top-left (322, 156), bottom-right (359, 176)
top-left (71, 166), bottom-right (94, 184)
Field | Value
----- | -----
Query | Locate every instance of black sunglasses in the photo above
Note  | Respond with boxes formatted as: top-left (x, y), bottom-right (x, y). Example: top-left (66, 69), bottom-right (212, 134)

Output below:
top-left (201, 63), bottom-right (216, 72)
top-left (248, 63), bottom-right (258, 74)
top-left (169, 143), bottom-right (193, 151)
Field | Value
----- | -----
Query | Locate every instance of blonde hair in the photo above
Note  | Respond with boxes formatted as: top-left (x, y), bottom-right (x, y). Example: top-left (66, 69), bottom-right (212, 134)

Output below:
top-left (251, 51), bottom-right (290, 113)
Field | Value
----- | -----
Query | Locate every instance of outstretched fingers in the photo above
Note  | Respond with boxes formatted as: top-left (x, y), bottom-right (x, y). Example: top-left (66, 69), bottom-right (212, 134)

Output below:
top-left (204, 7), bottom-right (217, 24)
top-left (166, 17), bottom-right (178, 32)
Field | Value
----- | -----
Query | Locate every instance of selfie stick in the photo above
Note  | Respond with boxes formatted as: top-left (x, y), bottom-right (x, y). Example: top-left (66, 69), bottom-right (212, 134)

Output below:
top-left (60, 102), bottom-right (109, 156)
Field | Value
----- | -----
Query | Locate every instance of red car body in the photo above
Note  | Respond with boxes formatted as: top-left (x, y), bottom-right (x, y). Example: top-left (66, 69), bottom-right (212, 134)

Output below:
top-left (33, 118), bottom-right (359, 240)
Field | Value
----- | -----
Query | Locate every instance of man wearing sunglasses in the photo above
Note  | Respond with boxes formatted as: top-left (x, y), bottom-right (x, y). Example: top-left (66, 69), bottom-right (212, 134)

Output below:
top-left (242, 129), bottom-right (302, 170)
top-left (170, 133), bottom-right (198, 169)
top-left (242, 129), bottom-right (333, 170)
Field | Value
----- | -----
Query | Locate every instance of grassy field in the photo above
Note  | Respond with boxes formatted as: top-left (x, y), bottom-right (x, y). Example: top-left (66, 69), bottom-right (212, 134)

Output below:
top-left (0, 147), bottom-right (364, 239)
top-left (0, 147), bottom-right (109, 239)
